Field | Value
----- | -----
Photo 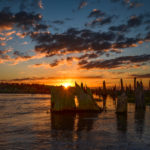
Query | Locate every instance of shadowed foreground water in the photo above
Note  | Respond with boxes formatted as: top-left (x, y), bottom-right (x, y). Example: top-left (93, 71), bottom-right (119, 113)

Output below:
top-left (0, 94), bottom-right (150, 150)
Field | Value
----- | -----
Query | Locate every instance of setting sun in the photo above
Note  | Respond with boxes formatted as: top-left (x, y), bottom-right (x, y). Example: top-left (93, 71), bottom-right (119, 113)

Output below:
top-left (62, 82), bottom-right (72, 88)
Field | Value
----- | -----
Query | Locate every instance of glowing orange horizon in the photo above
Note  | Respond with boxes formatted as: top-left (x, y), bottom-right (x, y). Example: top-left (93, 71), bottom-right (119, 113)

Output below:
top-left (1, 77), bottom-right (150, 89)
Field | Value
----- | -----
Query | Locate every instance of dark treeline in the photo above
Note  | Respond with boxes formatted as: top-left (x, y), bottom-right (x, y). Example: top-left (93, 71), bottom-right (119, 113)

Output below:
top-left (0, 82), bottom-right (53, 94)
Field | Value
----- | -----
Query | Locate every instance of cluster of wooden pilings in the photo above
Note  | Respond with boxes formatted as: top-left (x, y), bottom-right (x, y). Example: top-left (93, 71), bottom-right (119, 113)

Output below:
top-left (50, 78), bottom-right (148, 113)
top-left (116, 79), bottom-right (127, 113)
top-left (50, 83), bottom-right (101, 112)
top-left (93, 77), bottom-right (148, 113)
top-left (134, 78), bottom-right (145, 110)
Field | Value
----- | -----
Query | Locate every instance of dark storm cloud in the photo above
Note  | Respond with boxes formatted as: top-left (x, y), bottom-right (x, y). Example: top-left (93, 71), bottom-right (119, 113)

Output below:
top-left (130, 73), bottom-right (150, 78)
top-left (88, 9), bottom-right (105, 18)
top-left (79, 54), bottom-right (150, 69)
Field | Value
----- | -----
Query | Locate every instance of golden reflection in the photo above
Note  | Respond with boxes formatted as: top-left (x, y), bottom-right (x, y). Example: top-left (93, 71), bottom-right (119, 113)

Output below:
top-left (74, 96), bottom-right (79, 107)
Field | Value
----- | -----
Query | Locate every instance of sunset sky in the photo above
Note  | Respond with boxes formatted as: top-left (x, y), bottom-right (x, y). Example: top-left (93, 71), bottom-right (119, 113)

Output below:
top-left (0, 0), bottom-right (150, 88)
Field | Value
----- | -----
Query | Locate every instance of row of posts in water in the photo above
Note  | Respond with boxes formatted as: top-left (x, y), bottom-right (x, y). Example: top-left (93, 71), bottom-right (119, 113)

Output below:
top-left (94, 78), bottom-right (149, 113)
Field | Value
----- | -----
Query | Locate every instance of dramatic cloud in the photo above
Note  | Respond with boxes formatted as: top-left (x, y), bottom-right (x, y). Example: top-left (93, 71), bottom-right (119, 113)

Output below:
top-left (0, 0), bottom-right (149, 74)
top-left (79, 54), bottom-right (150, 69)
top-left (31, 28), bottom-right (119, 57)
top-left (29, 26), bottom-right (146, 64)
top-left (0, 8), bottom-right (43, 31)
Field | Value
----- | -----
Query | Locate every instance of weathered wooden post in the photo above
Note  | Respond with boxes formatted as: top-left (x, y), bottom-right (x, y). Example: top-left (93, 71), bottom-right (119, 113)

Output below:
top-left (135, 81), bottom-right (145, 109)
top-left (116, 78), bottom-right (127, 113)
top-left (120, 78), bottom-right (124, 93)
top-left (129, 84), bottom-right (132, 93)
top-left (51, 86), bottom-right (76, 112)
top-left (134, 77), bottom-right (137, 91)
top-left (110, 85), bottom-right (117, 106)
top-left (102, 80), bottom-right (107, 111)
top-left (75, 83), bottom-right (101, 112)
top-left (112, 85), bottom-right (117, 101)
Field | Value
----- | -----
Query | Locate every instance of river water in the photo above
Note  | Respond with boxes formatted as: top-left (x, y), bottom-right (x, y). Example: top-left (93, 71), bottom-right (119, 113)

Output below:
top-left (0, 94), bottom-right (150, 150)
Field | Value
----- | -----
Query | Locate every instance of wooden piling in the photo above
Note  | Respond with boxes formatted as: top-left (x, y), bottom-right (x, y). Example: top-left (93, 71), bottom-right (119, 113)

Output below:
top-left (51, 86), bottom-right (76, 112)
top-left (135, 81), bottom-right (145, 109)
top-left (116, 78), bottom-right (127, 113)
top-left (75, 83), bottom-right (101, 112)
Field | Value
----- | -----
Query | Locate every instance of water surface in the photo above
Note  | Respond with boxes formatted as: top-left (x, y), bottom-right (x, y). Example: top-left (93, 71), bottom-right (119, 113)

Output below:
top-left (0, 94), bottom-right (150, 150)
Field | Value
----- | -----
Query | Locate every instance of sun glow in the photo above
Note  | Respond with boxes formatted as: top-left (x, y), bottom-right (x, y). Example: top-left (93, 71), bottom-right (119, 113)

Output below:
top-left (62, 82), bottom-right (72, 88)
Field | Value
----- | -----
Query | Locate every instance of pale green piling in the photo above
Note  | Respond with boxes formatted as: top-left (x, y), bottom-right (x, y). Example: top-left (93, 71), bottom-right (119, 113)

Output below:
top-left (75, 83), bottom-right (101, 111)
top-left (51, 86), bottom-right (76, 112)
